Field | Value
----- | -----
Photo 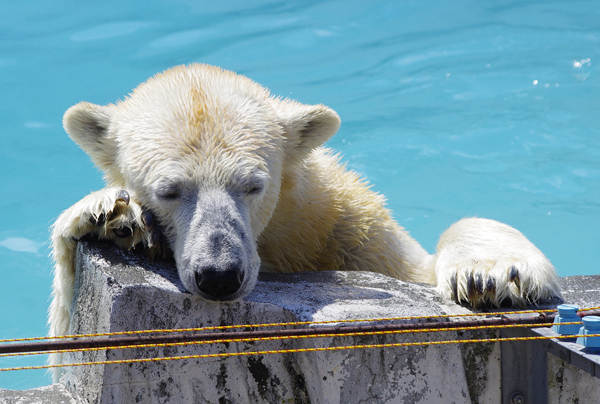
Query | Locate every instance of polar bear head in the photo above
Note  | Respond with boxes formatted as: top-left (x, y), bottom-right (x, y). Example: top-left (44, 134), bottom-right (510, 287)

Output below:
top-left (63, 64), bottom-right (340, 301)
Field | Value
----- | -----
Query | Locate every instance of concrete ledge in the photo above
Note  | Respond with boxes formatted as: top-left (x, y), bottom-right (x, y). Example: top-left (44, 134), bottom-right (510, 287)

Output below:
top-left (63, 242), bottom-right (485, 404)
top-left (4, 241), bottom-right (600, 403)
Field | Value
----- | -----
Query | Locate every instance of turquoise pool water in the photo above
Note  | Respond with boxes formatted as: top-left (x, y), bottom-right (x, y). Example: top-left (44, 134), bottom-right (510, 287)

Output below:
top-left (1, 0), bottom-right (599, 389)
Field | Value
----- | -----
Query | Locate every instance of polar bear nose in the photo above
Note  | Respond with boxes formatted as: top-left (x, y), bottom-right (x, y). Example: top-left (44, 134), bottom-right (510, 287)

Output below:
top-left (195, 263), bottom-right (244, 300)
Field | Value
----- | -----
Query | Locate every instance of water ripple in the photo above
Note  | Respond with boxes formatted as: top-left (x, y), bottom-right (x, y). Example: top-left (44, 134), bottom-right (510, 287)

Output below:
top-left (70, 21), bottom-right (151, 42)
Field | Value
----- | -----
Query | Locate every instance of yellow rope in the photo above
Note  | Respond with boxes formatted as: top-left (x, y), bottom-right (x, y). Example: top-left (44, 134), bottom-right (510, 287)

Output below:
top-left (1, 306), bottom-right (597, 372)
top-left (0, 322), bottom-right (565, 359)
top-left (1, 307), bottom-right (578, 344)
top-left (2, 331), bottom-right (598, 373)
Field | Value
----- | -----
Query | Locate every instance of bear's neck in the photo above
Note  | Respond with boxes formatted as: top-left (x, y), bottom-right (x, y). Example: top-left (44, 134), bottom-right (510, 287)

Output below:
top-left (257, 149), bottom-right (433, 282)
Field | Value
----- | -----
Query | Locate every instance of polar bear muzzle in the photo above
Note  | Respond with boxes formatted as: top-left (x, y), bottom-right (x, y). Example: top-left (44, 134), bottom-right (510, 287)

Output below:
top-left (172, 188), bottom-right (260, 302)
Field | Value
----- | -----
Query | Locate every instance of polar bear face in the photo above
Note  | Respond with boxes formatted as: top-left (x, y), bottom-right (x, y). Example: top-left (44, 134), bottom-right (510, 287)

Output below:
top-left (62, 64), bottom-right (340, 301)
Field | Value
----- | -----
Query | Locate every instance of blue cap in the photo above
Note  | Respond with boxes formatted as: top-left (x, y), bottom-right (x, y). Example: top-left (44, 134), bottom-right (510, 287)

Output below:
top-left (576, 316), bottom-right (600, 352)
top-left (552, 304), bottom-right (582, 336)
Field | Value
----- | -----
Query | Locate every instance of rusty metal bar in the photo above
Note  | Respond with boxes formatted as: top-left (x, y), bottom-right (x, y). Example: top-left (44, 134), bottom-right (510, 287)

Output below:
top-left (0, 312), bottom-right (552, 355)
top-left (2, 309), bottom-right (598, 357)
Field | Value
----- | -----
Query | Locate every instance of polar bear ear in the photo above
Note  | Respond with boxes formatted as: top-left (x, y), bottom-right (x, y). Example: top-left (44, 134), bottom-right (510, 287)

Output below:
top-left (63, 102), bottom-right (118, 173)
top-left (274, 99), bottom-right (341, 160)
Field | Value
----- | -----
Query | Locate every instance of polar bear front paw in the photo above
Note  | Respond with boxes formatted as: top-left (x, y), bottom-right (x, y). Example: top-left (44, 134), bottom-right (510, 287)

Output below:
top-left (49, 187), bottom-right (166, 379)
top-left (439, 259), bottom-right (560, 308)
top-left (434, 218), bottom-right (562, 309)
top-left (53, 187), bottom-right (165, 257)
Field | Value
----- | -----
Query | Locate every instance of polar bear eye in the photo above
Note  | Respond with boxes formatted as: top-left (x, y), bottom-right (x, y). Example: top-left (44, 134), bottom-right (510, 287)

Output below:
top-left (155, 183), bottom-right (181, 201)
top-left (246, 185), bottom-right (263, 196)
top-left (241, 172), bottom-right (267, 197)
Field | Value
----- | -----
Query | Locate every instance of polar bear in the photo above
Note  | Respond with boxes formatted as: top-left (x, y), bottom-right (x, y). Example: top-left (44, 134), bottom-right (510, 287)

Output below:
top-left (49, 64), bottom-right (561, 368)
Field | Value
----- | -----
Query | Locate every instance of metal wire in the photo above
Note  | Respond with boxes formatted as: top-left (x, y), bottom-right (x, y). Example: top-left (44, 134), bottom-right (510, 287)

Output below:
top-left (2, 331), bottom-right (599, 373)
top-left (0, 308), bottom-right (561, 344)
top-left (10, 306), bottom-right (600, 344)
top-left (1, 307), bottom-right (597, 373)
top-left (0, 310), bottom-right (558, 355)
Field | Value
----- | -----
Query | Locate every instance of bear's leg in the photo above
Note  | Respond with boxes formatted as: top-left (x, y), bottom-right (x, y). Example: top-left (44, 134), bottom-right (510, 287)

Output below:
top-left (48, 187), bottom-right (159, 379)
top-left (433, 217), bottom-right (561, 308)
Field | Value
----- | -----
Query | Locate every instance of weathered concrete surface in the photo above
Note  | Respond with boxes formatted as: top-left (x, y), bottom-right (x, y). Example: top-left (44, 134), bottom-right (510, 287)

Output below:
top-left (544, 275), bottom-right (600, 403)
top-left (548, 354), bottom-right (600, 404)
top-left (531, 325), bottom-right (600, 404)
top-left (0, 383), bottom-right (83, 404)
top-left (556, 274), bottom-right (600, 310)
top-left (60, 242), bottom-right (480, 404)
top-left (5, 241), bottom-right (600, 403)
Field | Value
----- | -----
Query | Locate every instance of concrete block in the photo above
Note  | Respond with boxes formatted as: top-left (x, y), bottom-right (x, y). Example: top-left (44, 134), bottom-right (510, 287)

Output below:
top-left (7, 242), bottom-right (600, 403)
top-left (60, 242), bottom-right (480, 404)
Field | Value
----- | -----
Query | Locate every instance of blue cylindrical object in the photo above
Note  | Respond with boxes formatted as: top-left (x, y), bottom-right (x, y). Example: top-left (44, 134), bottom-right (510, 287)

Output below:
top-left (576, 316), bottom-right (600, 352)
top-left (552, 304), bottom-right (582, 336)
